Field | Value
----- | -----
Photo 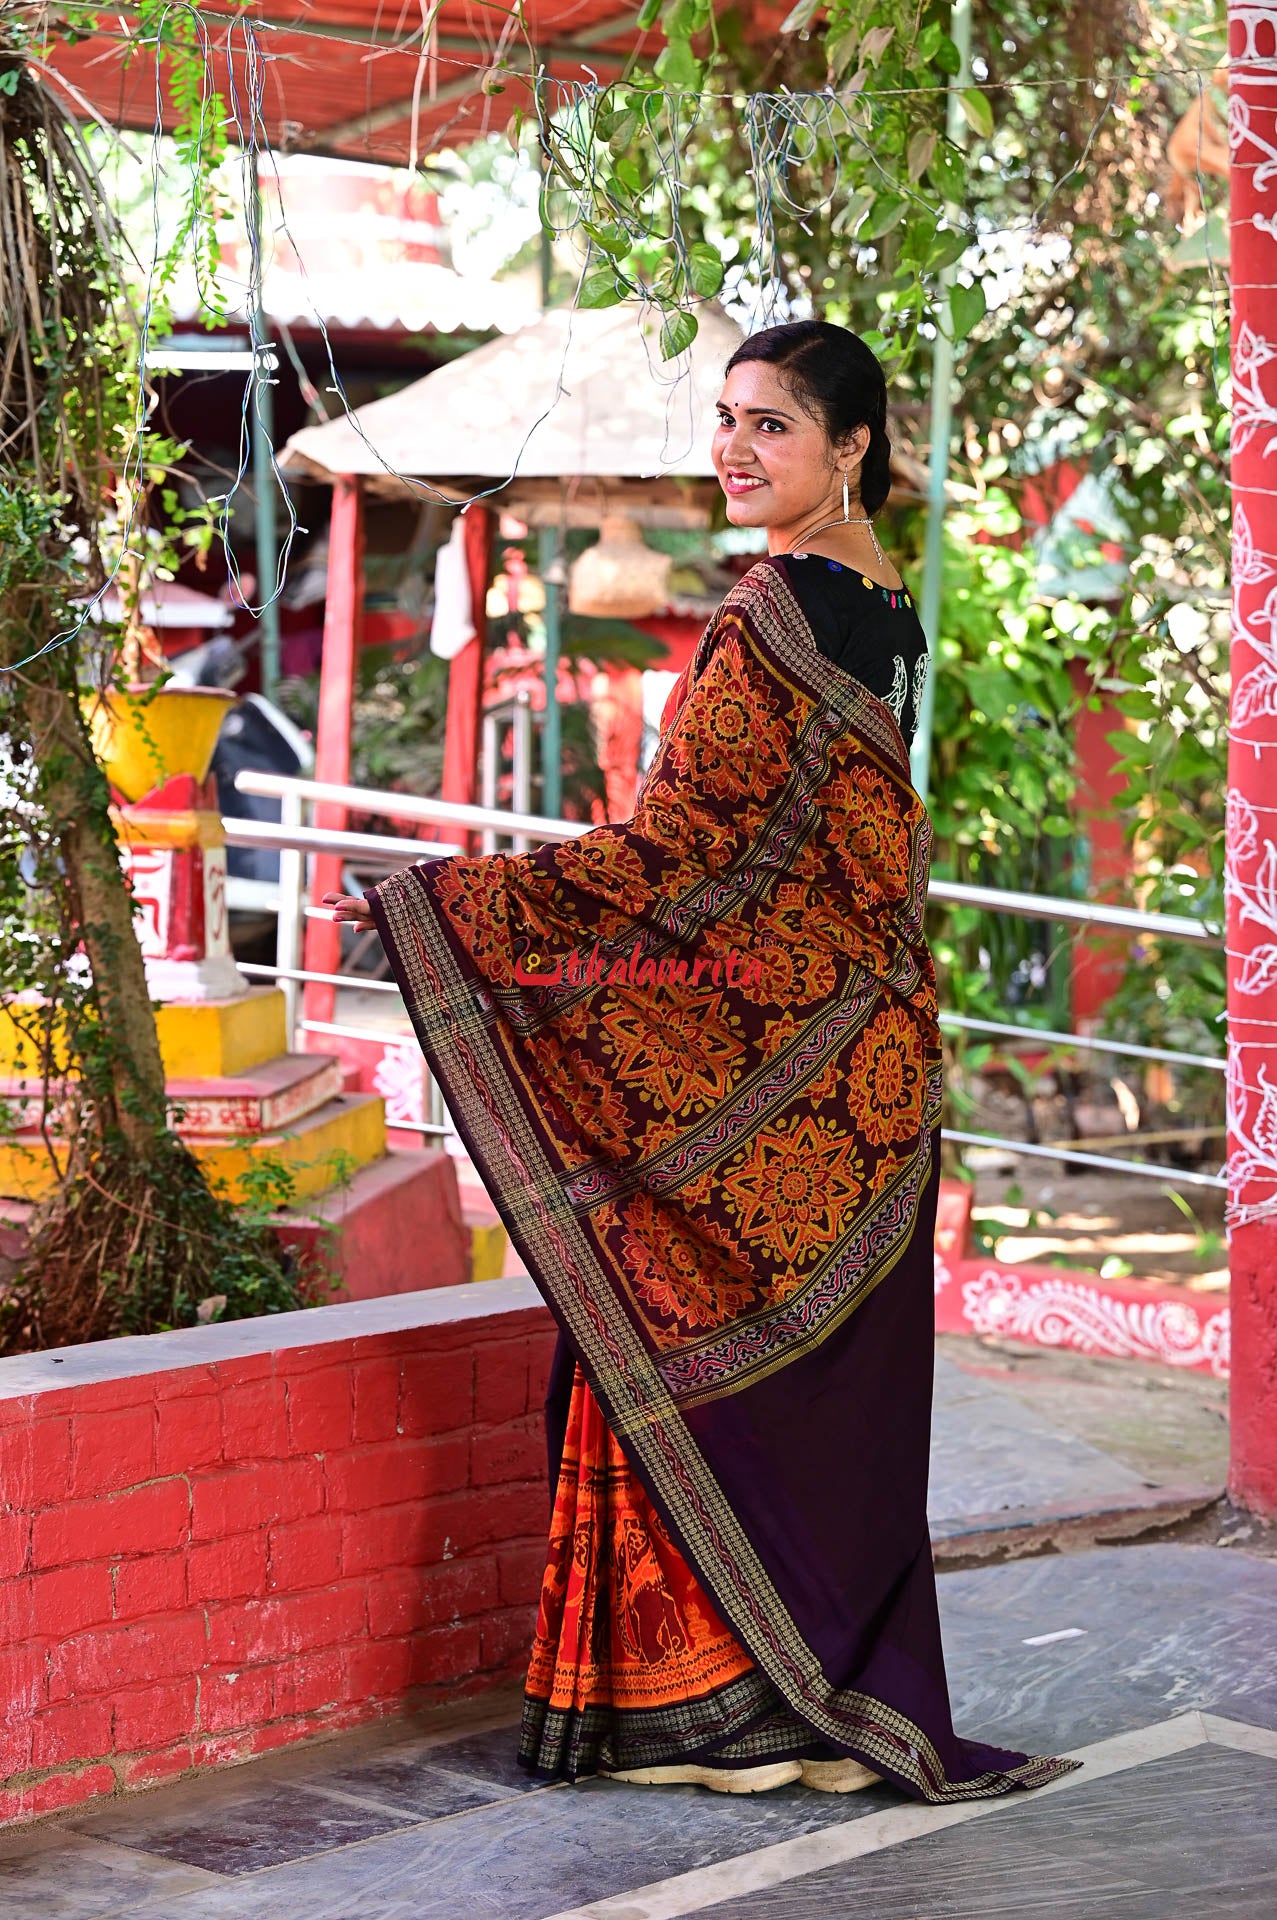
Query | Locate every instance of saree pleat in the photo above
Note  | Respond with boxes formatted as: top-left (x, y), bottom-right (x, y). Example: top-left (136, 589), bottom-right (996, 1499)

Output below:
top-left (368, 556), bottom-right (1080, 1802)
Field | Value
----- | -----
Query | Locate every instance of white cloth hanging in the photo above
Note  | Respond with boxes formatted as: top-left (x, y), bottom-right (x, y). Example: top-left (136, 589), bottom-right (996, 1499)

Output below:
top-left (429, 514), bottom-right (477, 660)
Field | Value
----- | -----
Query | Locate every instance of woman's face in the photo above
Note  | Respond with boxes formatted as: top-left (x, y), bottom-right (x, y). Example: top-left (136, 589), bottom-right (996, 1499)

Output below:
top-left (711, 362), bottom-right (868, 540)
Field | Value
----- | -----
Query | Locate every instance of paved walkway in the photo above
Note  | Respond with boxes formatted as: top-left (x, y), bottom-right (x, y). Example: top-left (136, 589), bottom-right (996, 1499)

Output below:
top-left (8, 1346), bottom-right (1273, 1920)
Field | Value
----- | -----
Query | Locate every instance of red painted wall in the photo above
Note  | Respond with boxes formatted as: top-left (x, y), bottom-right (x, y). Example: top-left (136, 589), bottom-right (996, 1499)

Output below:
top-left (0, 1286), bottom-right (556, 1826)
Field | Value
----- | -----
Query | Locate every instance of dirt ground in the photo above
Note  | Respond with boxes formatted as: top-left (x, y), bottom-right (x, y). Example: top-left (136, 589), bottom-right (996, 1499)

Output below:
top-left (968, 1162), bottom-right (1228, 1292)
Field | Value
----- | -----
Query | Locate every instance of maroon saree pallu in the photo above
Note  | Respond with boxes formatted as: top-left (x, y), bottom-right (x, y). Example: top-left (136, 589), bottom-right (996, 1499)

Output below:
top-left (367, 556), bottom-right (1080, 1802)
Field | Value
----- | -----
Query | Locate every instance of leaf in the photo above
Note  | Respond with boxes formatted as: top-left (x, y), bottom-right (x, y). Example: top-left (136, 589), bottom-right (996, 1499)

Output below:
top-left (825, 27), bottom-right (860, 79)
top-left (685, 240), bottom-right (725, 298)
top-left (636, 0), bottom-right (662, 26)
top-left (579, 267), bottom-right (624, 310)
top-left (660, 308), bottom-right (699, 360)
top-left (860, 24), bottom-right (895, 64)
top-left (958, 88), bottom-right (995, 139)
top-left (780, 0), bottom-right (822, 31)
top-left (907, 129), bottom-right (938, 182)
top-left (927, 226), bottom-right (969, 271)
top-left (584, 220), bottom-right (630, 259)
top-left (606, 111), bottom-right (640, 153)
top-left (861, 192), bottom-right (907, 240)
top-left (928, 139), bottom-right (965, 205)
top-left (654, 39), bottom-right (701, 88)
top-left (949, 278), bottom-right (986, 341)
top-left (914, 21), bottom-right (943, 62)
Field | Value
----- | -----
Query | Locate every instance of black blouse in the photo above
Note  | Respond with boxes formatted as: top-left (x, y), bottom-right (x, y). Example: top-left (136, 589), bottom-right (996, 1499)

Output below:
top-left (775, 552), bottom-right (930, 749)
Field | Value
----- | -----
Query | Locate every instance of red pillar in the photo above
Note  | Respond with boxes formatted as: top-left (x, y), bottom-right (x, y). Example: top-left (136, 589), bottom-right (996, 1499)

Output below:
top-left (303, 475), bottom-right (364, 1029)
top-left (1068, 661), bottom-right (1132, 1031)
top-left (440, 505), bottom-right (494, 854)
top-left (1226, 6), bottom-right (1277, 1516)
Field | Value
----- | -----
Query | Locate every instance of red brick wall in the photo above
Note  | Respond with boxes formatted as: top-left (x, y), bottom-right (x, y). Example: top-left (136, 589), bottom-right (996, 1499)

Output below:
top-left (0, 1285), bottom-right (557, 1826)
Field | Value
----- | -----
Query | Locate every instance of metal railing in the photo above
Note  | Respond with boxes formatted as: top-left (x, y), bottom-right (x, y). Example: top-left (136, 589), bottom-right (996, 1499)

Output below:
top-left (229, 769), bottom-right (1228, 1191)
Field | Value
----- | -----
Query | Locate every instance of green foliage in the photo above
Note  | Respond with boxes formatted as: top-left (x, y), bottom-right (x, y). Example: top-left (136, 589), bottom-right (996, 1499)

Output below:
top-left (0, 37), bottom-right (301, 1351)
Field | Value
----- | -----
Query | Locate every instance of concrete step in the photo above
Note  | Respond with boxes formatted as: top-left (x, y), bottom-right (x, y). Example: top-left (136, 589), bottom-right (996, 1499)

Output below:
top-left (154, 989), bottom-right (288, 1077)
top-left (165, 1053), bottom-right (344, 1137)
top-left (273, 1147), bottom-right (475, 1300)
top-left (191, 1092), bottom-right (386, 1207)
top-left (453, 1157), bottom-right (510, 1283)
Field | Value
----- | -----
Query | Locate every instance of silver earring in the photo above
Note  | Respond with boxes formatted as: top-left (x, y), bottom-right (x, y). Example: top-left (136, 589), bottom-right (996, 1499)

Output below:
top-left (841, 470), bottom-right (850, 521)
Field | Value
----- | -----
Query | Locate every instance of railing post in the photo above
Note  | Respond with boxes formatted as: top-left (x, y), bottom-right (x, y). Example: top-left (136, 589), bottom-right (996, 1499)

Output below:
top-left (481, 709), bottom-right (499, 855)
top-left (275, 787), bottom-right (304, 1047)
top-left (1226, 6), bottom-right (1277, 1518)
top-left (512, 689), bottom-right (533, 854)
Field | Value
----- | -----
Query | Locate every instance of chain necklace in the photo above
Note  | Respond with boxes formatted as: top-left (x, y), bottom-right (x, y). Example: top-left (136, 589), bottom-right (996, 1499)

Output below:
top-left (779, 470), bottom-right (886, 568)
top-left (783, 514), bottom-right (886, 568)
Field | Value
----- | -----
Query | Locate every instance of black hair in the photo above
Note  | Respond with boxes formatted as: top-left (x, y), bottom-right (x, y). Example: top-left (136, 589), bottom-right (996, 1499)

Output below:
top-left (723, 320), bottom-right (893, 517)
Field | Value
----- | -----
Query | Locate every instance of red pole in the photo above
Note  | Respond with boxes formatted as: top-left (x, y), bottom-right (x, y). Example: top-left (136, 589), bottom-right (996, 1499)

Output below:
top-left (440, 505), bottom-right (494, 855)
top-left (1226, 8), bottom-right (1277, 1517)
top-left (303, 475), bottom-right (364, 1030)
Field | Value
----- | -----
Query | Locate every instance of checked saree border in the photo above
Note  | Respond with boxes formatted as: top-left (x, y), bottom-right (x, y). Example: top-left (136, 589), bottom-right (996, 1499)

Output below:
top-left (366, 561), bottom-right (1079, 1804)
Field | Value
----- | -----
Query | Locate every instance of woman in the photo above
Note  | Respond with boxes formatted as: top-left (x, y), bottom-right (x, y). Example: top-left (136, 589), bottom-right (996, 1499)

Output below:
top-left (326, 320), bottom-right (1080, 1804)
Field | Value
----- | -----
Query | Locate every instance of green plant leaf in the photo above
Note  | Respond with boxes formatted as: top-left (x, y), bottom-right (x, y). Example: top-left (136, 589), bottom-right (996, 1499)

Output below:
top-left (660, 307), bottom-right (699, 360)
top-left (862, 192), bottom-right (907, 240)
top-left (685, 240), bottom-right (725, 297)
top-left (959, 88), bottom-right (995, 139)
top-left (949, 277), bottom-right (987, 341)
top-left (636, 0), bottom-right (662, 27)
top-left (780, 0), bottom-right (821, 32)
top-left (654, 38), bottom-right (701, 88)
top-left (928, 139), bottom-right (965, 205)
top-left (580, 266), bottom-right (624, 309)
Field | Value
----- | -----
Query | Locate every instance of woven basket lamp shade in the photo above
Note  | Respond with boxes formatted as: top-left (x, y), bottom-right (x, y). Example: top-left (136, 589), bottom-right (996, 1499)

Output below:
top-left (567, 514), bottom-right (672, 621)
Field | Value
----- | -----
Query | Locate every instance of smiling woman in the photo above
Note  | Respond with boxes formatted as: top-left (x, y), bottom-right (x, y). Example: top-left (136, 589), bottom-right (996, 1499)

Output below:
top-left (344, 320), bottom-right (1080, 1805)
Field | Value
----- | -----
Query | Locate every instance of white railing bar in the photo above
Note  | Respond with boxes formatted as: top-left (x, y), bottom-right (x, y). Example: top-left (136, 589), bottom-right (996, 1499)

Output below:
top-left (299, 1019), bottom-right (412, 1044)
top-left (939, 1013), bottom-right (1226, 1074)
top-left (928, 877), bottom-right (1218, 945)
top-left (942, 1128), bottom-right (1227, 1189)
top-left (370, 1118), bottom-right (455, 1137)
top-left (240, 962), bottom-right (401, 994)
top-left (234, 769), bottom-right (590, 844)
top-left (223, 819), bottom-right (465, 862)
top-left (231, 772), bottom-right (1219, 945)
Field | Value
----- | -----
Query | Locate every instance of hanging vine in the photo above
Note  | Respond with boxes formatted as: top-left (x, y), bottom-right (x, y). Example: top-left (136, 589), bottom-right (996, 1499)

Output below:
top-left (0, 22), bottom-right (301, 1350)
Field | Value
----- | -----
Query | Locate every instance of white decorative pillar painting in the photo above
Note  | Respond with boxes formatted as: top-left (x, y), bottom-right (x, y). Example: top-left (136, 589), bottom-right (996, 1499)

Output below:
top-left (1226, 2), bottom-right (1277, 1515)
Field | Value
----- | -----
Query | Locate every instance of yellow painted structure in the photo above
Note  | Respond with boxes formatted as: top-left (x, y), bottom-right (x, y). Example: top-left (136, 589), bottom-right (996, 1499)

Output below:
top-left (0, 990), bottom-right (287, 1083)
top-left (469, 1221), bottom-right (508, 1284)
top-left (193, 1093), bottom-right (386, 1206)
top-left (154, 991), bottom-right (288, 1078)
top-left (82, 685), bottom-right (234, 803)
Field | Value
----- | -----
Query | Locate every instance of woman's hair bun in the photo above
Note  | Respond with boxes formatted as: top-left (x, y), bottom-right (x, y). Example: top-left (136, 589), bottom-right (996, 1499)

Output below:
top-left (724, 321), bottom-right (893, 516)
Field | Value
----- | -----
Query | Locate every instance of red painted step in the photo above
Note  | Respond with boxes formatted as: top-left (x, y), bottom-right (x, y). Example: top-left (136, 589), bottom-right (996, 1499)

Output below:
top-left (273, 1148), bottom-right (473, 1302)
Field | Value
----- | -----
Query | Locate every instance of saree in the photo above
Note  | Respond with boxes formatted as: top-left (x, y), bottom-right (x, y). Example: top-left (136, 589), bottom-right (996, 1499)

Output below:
top-left (367, 555), bottom-right (1080, 1803)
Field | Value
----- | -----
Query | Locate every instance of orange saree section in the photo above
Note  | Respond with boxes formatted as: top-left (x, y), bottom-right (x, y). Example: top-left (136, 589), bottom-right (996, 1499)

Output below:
top-left (525, 1366), bottom-right (756, 1725)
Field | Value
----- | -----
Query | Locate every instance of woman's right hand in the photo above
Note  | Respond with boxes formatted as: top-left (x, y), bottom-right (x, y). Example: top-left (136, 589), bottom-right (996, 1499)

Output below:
top-left (322, 891), bottom-right (375, 928)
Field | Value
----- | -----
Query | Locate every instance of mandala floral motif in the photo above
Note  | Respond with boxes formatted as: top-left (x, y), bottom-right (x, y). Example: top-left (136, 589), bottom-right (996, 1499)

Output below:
top-left (639, 782), bottom-right (768, 871)
top-left (827, 766), bottom-right (912, 896)
top-left (617, 1193), bottom-right (757, 1344)
top-left (668, 632), bottom-right (790, 801)
top-left (433, 859), bottom-right (515, 979)
top-left (529, 1035), bottom-right (633, 1154)
top-left (721, 1113), bottom-right (865, 1263)
top-left (846, 1004), bottom-right (924, 1145)
top-left (599, 987), bottom-right (744, 1115)
top-left (553, 832), bottom-right (652, 916)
